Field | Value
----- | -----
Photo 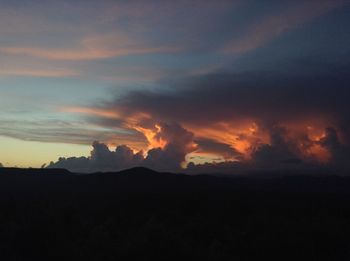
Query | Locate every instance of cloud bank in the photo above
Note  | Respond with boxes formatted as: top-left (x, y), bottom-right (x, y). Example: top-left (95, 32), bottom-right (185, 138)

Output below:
top-left (48, 123), bottom-right (196, 173)
top-left (50, 59), bottom-right (350, 173)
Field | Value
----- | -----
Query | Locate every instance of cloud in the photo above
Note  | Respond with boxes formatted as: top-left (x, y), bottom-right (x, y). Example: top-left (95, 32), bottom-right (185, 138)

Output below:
top-left (143, 122), bottom-right (196, 171)
top-left (194, 138), bottom-right (243, 160)
top-left (48, 141), bottom-right (143, 173)
top-left (82, 70), bottom-right (350, 144)
top-left (97, 76), bottom-right (328, 125)
top-left (61, 58), bottom-right (350, 173)
top-left (250, 126), bottom-right (294, 163)
top-left (223, 0), bottom-right (346, 53)
top-left (0, 32), bottom-right (179, 61)
top-left (0, 68), bottom-right (79, 78)
top-left (0, 118), bottom-right (147, 148)
top-left (319, 127), bottom-right (350, 167)
top-left (0, 45), bottom-right (178, 61)
top-left (48, 122), bottom-right (196, 173)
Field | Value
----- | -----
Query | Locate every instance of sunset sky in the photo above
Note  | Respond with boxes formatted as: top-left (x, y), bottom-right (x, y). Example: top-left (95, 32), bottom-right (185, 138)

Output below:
top-left (0, 0), bottom-right (349, 173)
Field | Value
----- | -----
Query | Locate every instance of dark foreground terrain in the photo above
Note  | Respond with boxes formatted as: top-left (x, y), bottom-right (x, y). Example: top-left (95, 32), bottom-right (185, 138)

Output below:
top-left (0, 167), bottom-right (350, 260)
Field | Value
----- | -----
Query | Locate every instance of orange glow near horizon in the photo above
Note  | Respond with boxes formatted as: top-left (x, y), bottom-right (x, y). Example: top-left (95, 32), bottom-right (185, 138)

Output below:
top-left (64, 106), bottom-right (338, 165)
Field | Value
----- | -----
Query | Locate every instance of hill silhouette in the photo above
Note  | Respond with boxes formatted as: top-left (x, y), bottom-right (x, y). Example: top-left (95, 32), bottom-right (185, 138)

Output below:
top-left (0, 167), bottom-right (350, 260)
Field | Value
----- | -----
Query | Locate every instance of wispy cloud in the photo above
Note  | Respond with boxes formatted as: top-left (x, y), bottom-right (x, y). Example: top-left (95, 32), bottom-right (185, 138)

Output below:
top-left (0, 32), bottom-right (179, 61)
top-left (61, 107), bottom-right (121, 119)
top-left (223, 0), bottom-right (346, 54)
top-left (0, 118), bottom-right (146, 149)
top-left (1, 46), bottom-right (178, 61)
top-left (0, 68), bottom-right (79, 77)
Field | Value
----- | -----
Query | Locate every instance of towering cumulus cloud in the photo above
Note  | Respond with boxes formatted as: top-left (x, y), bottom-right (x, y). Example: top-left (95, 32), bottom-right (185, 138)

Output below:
top-left (50, 59), bottom-right (350, 174)
top-left (48, 123), bottom-right (196, 173)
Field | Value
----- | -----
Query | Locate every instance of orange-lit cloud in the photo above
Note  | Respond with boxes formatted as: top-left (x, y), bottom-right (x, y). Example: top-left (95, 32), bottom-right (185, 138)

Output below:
top-left (63, 105), bottom-right (338, 166)
top-left (61, 107), bottom-right (121, 119)
top-left (0, 68), bottom-right (79, 77)
top-left (1, 46), bottom-right (178, 61)
top-left (185, 120), bottom-right (268, 157)
top-left (1, 32), bottom-right (179, 61)
top-left (56, 65), bottom-right (350, 172)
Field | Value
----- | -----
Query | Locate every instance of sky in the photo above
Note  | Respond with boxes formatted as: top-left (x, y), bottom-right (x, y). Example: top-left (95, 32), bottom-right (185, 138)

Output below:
top-left (0, 0), bottom-right (350, 173)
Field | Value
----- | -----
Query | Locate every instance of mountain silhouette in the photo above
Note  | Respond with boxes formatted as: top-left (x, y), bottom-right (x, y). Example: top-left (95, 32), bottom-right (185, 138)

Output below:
top-left (0, 167), bottom-right (350, 260)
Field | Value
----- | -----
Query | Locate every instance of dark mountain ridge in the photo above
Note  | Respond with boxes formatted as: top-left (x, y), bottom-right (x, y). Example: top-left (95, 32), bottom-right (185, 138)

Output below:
top-left (0, 166), bottom-right (349, 194)
top-left (0, 167), bottom-right (350, 260)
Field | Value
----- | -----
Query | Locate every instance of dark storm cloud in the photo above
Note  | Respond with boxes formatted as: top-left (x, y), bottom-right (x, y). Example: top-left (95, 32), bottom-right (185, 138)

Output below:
top-left (195, 138), bottom-right (243, 160)
top-left (51, 58), bottom-right (350, 173)
top-left (168, 74), bottom-right (343, 118)
top-left (72, 59), bottom-right (350, 173)
top-left (319, 128), bottom-right (350, 167)
top-left (250, 126), bottom-right (298, 164)
top-left (98, 60), bottom-right (350, 139)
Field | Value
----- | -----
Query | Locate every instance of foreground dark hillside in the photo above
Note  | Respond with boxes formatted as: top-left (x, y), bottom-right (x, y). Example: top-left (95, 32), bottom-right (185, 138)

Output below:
top-left (0, 167), bottom-right (350, 260)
